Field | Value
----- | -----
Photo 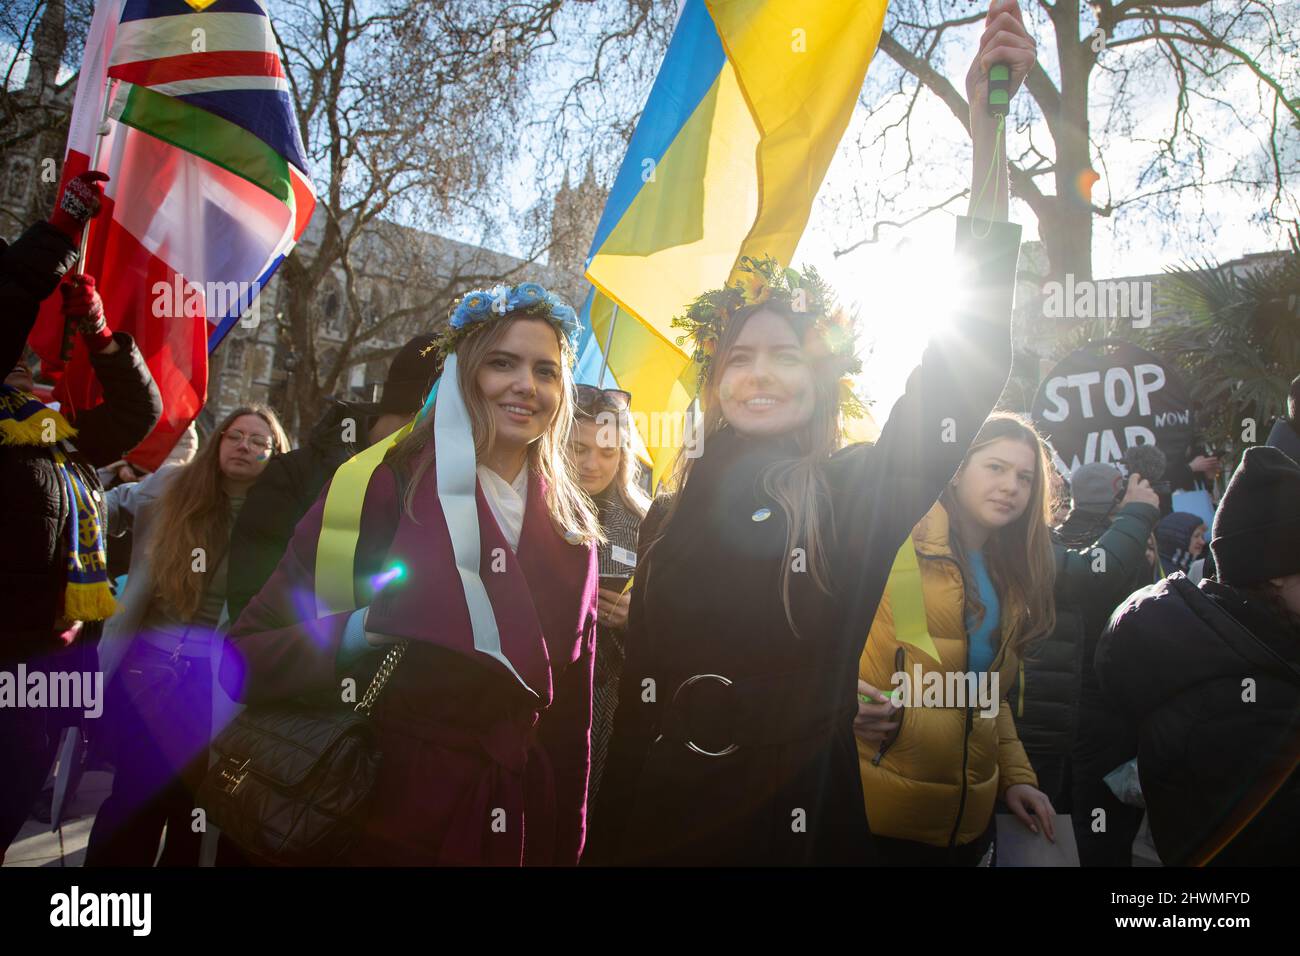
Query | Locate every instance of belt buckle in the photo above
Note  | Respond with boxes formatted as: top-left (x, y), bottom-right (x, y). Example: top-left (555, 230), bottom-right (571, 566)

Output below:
top-left (672, 674), bottom-right (739, 757)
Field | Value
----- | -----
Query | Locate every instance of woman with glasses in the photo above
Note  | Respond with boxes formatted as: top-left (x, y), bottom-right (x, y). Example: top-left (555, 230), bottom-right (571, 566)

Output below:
top-left (569, 386), bottom-right (650, 822)
top-left (86, 405), bottom-right (288, 865)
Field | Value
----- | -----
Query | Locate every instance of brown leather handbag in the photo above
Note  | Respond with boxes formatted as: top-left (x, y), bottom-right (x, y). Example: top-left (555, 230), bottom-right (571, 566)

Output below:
top-left (197, 643), bottom-right (407, 866)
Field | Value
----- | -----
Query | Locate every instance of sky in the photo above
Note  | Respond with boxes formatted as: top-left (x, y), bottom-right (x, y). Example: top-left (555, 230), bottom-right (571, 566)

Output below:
top-left (6, 1), bottom-right (1295, 415)
top-left (517, 1), bottom-right (1297, 413)
top-left (793, 5), bottom-right (1298, 412)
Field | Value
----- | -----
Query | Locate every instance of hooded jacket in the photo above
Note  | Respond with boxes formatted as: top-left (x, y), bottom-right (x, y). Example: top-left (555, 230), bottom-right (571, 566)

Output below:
top-left (857, 501), bottom-right (1038, 848)
top-left (1155, 511), bottom-right (1204, 575)
top-left (1265, 417), bottom-right (1300, 464)
top-left (1098, 574), bottom-right (1300, 865)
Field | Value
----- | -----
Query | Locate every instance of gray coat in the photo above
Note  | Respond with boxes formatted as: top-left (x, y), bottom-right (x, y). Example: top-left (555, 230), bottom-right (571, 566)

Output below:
top-left (97, 463), bottom-right (241, 867)
top-left (98, 464), bottom-right (183, 686)
top-left (97, 464), bottom-right (240, 745)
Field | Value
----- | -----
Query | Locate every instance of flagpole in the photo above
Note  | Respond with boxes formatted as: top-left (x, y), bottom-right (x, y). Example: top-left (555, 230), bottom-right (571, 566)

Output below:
top-left (61, 78), bottom-right (119, 366)
top-left (598, 303), bottom-right (619, 388)
top-left (75, 78), bottom-right (119, 273)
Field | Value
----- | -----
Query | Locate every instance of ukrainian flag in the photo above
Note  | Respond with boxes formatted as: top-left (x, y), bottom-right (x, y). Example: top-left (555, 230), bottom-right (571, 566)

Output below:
top-left (584, 0), bottom-right (889, 487)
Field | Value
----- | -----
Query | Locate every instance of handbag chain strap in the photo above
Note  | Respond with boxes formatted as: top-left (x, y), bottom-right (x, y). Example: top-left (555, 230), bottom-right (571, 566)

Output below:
top-left (354, 641), bottom-right (409, 716)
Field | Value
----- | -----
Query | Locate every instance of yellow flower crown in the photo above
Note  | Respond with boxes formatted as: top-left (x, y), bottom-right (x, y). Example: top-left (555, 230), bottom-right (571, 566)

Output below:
top-left (671, 256), bottom-right (867, 417)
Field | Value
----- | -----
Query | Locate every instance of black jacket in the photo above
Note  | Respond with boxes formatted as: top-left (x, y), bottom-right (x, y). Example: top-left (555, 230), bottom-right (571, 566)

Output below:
top-left (226, 400), bottom-right (373, 624)
top-left (1266, 417), bottom-right (1300, 464)
top-left (1012, 503), bottom-right (1159, 766)
top-left (1098, 575), bottom-right (1300, 865)
top-left (589, 217), bottom-right (1021, 865)
top-left (1, 222), bottom-right (163, 660)
top-left (2, 222), bottom-right (77, 375)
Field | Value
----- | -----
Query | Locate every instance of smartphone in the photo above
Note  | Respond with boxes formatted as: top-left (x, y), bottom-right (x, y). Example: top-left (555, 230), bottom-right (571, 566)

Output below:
top-left (599, 574), bottom-right (632, 594)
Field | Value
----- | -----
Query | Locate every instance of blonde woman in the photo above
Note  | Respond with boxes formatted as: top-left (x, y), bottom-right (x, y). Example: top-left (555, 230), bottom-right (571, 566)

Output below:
top-left (568, 385), bottom-right (650, 814)
top-left (223, 283), bottom-right (603, 865)
top-left (86, 405), bottom-right (289, 866)
top-left (854, 412), bottom-right (1059, 865)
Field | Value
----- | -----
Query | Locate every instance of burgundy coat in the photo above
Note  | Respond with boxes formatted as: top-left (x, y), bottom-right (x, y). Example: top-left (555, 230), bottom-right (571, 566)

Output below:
top-left (221, 451), bottom-right (599, 865)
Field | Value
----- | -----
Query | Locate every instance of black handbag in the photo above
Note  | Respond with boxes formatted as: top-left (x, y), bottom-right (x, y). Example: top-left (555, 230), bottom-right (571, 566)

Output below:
top-left (197, 642), bottom-right (407, 866)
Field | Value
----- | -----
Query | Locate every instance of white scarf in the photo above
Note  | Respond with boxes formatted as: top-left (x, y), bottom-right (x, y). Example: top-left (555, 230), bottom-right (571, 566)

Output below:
top-left (476, 463), bottom-right (529, 553)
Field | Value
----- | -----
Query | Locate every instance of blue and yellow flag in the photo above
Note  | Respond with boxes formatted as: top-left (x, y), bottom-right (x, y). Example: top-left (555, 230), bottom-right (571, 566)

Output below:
top-left (583, 0), bottom-right (889, 487)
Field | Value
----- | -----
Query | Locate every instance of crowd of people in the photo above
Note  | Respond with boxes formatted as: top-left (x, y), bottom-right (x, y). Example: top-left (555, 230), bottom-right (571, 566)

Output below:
top-left (2, 1), bottom-right (1297, 869)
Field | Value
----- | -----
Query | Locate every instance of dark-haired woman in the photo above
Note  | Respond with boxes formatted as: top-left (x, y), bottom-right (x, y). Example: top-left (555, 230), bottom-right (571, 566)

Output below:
top-left (590, 4), bottom-right (1037, 865)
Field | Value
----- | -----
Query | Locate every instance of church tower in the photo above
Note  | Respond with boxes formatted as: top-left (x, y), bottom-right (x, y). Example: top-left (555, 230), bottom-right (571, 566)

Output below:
top-left (24, 0), bottom-right (67, 97)
top-left (549, 157), bottom-right (606, 277)
top-left (2, 0), bottom-right (71, 235)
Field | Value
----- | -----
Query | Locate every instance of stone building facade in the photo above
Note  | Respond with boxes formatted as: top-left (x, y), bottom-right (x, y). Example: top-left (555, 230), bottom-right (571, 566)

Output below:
top-left (203, 211), bottom-right (596, 440)
top-left (1, 0), bottom-right (74, 238)
top-left (204, 166), bottom-right (603, 439)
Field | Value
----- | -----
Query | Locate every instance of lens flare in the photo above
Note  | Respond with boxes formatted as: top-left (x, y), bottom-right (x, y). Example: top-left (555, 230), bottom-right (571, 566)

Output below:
top-left (1075, 168), bottom-right (1101, 204)
top-left (370, 562), bottom-right (406, 592)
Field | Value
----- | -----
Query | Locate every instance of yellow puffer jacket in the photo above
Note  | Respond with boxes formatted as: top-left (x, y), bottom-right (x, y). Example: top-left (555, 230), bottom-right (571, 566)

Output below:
top-left (857, 501), bottom-right (1038, 847)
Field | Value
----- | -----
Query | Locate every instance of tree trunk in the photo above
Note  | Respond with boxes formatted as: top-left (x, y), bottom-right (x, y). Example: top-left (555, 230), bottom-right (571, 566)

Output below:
top-left (1044, 3), bottom-right (1094, 284)
top-left (276, 250), bottom-right (326, 442)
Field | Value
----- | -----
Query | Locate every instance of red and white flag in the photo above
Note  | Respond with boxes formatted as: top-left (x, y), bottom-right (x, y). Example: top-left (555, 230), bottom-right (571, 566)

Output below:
top-left (30, 0), bottom-right (315, 468)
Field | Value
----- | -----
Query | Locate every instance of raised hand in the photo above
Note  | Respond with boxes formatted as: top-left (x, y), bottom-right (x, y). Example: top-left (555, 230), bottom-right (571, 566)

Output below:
top-left (49, 171), bottom-right (111, 241)
top-left (965, 0), bottom-right (1037, 115)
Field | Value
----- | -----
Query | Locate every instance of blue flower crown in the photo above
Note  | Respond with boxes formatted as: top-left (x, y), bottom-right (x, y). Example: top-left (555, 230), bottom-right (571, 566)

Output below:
top-left (433, 282), bottom-right (581, 361)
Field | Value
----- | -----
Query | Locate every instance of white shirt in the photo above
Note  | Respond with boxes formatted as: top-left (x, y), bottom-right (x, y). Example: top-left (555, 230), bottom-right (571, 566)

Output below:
top-left (477, 463), bottom-right (529, 553)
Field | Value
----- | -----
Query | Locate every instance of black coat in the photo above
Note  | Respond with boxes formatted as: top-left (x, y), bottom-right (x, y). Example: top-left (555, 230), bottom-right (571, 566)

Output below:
top-left (1, 222), bottom-right (163, 660)
top-left (1266, 417), bottom-right (1300, 465)
top-left (225, 400), bottom-right (372, 624)
top-left (1098, 575), bottom-right (1300, 865)
top-left (1012, 503), bottom-right (1159, 774)
top-left (588, 217), bottom-right (1022, 865)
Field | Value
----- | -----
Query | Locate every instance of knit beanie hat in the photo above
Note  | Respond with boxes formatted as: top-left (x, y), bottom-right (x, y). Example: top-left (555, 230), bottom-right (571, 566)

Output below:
top-left (1070, 462), bottom-right (1125, 517)
top-left (1210, 445), bottom-right (1300, 586)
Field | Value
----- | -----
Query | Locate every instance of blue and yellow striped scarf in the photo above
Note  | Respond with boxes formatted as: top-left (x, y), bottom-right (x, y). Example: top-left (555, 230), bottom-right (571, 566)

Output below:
top-left (0, 385), bottom-right (115, 621)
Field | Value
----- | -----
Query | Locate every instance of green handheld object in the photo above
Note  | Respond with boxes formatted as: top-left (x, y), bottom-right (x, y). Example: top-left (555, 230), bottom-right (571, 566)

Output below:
top-left (988, 62), bottom-right (1011, 116)
top-left (859, 690), bottom-right (900, 706)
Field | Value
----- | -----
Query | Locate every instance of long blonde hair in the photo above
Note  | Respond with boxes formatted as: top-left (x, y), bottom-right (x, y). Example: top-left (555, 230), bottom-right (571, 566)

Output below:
top-left (387, 313), bottom-right (602, 546)
top-left (940, 411), bottom-right (1058, 652)
top-left (576, 408), bottom-right (651, 519)
top-left (611, 438), bottom-right (651, 519)
top-left (149, 404), bottom-right (290, 620)
top-left (649, 301), bottom-right (845, 634)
